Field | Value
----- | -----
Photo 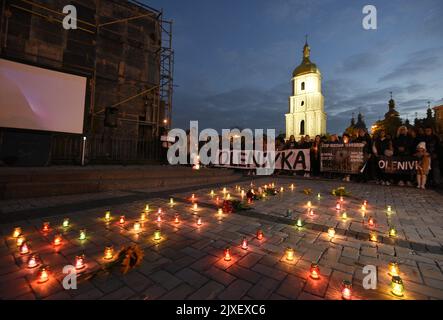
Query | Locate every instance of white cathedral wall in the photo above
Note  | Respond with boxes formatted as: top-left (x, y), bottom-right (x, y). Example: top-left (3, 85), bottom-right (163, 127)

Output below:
top-left (293, 74), bottom-right (321, 96)
top-left (286, 72), bottom-right (326, 140)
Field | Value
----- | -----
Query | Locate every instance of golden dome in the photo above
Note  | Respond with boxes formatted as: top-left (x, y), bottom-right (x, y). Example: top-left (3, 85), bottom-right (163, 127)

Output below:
top-left (292, 42), bottom-right (319, 77)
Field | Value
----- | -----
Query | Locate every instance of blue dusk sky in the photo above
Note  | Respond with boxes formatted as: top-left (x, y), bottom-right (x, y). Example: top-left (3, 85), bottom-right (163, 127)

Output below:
top-left (144, 0), bottom-right (443, 135)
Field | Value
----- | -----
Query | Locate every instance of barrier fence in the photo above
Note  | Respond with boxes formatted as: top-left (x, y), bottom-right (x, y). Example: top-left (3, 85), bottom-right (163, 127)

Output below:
top-left (51, 135), bottom-right (162, 165)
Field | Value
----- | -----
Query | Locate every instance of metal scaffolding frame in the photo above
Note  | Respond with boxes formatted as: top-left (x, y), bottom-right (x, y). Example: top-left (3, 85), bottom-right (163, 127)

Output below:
top-left (0, 0), bottom-right (174, 137)
top-left (159, 17), bottom-right (174, 130)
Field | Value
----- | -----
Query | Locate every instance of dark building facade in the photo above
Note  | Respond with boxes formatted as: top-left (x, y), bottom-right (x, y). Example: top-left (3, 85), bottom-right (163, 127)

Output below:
top-left (0, 0), bottom-right (173, 165)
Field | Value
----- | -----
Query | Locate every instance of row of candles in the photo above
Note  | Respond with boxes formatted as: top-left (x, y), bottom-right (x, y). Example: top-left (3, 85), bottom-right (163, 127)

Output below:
top-left (301, 199), bottom-right (398, 241)
top-left (11, 201), bottom-right (211, 285)
top-left (13, 221), bottom-right (405, 298)
top-left (207, 186), bottom-right (403, 298)
top-left (10, 185), bottom-right (404, 298)
top-left (229, 229), bottom-right (404, 299)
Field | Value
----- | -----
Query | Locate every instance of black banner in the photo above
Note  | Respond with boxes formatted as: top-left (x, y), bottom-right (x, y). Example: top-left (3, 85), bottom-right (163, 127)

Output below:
top-left (320, 143), bottom-right (367, 174)
top-left (377, 156), bottom-right (419, 174)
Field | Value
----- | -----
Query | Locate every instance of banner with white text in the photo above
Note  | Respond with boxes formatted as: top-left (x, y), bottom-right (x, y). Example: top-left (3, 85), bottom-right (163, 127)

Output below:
top-left (377, 156), bottom-right (419, 174)
top-left (214, 149), bottom-right (310, 171)
top-left (320, 143), bottom-right (367, 173)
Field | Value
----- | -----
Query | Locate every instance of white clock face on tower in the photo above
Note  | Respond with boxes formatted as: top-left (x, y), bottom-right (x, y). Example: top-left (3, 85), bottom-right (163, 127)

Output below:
top-left (286, 41), bottom-right (327, 140)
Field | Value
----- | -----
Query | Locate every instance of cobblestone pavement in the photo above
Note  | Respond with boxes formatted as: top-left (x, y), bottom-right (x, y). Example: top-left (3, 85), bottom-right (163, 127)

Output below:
top-left (1, 177), bottom-right (443, 300)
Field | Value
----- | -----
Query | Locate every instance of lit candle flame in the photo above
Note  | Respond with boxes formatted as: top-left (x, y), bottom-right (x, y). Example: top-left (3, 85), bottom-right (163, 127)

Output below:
top-left (38, 267), bottom-right (49, 283)
top-left (42, 222), bottom-right (50, 233)
top-left (20, 242), bottom-right (30, 255)
top-left (13, 227), bottom-right (21, 238)
top-left (256, 229), bottom-right (264, 240)
top-left (75, 255), bottom-right (86, 270)
top-left (388, 262), bottom-right (400, 277)
top-left (16, 235), bottom-right (26, 247)
top-left (79, 229), bottom-right (86, 240)
top-left (104, 246), bottom-right (114, 260)
top-left (224, 247), bottom-right (231, 261)
top-left (391, 276), bottom-right (404, 297)
top-left (241, 238), bottom-right (248, 250)
top-left (53, 235), bottom-right (62, 246)
top-left (27, 255), bottom-right (39, 269)
top-left (285, 247), bottom-right (294, 261)
top-left (310, 263), bottom-right (320, 280)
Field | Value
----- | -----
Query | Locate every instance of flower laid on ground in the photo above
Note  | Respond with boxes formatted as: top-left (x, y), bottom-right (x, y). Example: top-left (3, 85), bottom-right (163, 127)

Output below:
top-left (222, 200), bottom-right (250, 213)
top-left (263, 187), bottom-right (278, 196)
top-left (303, 188), bottom-right (313, 195)
top-left (79, 244), bottom-right (144, 281)
top-left (246, 189), bottom-right (259, 201)
top-left (332, 186), bottom-right (351, 197)
top-left (119, 245), bottom-right (144, 274)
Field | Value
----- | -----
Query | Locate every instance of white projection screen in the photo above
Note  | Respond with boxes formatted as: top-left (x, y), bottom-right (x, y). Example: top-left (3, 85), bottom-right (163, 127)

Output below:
top-left (0, 58), bottom-right (87, 134)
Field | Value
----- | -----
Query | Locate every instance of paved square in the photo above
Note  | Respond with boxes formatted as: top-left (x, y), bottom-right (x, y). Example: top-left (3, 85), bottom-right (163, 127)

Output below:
top-left (1, 177), bottom-right (443, 300)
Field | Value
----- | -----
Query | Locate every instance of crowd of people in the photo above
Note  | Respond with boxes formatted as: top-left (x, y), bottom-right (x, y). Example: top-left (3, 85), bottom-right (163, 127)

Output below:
top-left (161, 125), bottom-right (443, 189)
top-left (276, 125), bottom-right (443, 189)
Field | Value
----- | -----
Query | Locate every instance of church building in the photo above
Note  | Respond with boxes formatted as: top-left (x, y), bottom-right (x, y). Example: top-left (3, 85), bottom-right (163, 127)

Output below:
top-left (285, 39), bottom-right (327, 140)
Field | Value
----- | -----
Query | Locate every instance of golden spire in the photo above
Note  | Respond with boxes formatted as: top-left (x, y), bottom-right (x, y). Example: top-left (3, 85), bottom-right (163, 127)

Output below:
top-left (292, 35), bottom-right (318, 77)
top-left (303, 34), bottom-right (310, 59)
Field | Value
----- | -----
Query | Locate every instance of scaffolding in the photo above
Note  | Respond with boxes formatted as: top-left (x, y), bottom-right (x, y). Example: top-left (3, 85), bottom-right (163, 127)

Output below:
top-left (0, 0), bottom-right (174, 137)
top-left (159, 17), bottom-right (174, 130)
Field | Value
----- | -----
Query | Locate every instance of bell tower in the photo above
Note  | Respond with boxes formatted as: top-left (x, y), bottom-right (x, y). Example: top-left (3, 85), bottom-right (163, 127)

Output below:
top-left (286, 38), bottom-right (327, 140)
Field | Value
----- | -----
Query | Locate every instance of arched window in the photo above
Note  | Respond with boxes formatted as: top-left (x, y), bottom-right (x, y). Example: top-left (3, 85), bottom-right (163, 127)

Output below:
top-left (300, 120), bottom-right (305, 135)
top-left (301, 101), bottom-right (305, 107)
top-left (301, 82), bottom-right (305, 91)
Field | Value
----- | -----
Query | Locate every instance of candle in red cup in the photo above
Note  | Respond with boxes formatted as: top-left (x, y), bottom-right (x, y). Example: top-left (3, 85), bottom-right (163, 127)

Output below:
top-left (20, 242), bottom-right (30, 255)
top-left (75, 255), bottom-right (86, 270)
top-left (256, 229), bottom-right (264, 240)
top-left (27, 254), bottom-right (40, 269)
top-left (341, 280), bottom-right (352, 300)
top-left (241, 237), bottom-right (248, 250)
top-left (310, 263), bottom-right (320, 280)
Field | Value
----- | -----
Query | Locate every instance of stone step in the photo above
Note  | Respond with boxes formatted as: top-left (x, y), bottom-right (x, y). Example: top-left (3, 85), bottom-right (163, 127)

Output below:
top-left (0, 166), bottom-right (236, 183)
top-left (0, 167), bottom-right (242, 200)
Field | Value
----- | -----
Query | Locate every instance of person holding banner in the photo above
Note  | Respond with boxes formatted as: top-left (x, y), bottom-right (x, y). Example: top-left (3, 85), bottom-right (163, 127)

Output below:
top-left (394, 126), bottom-right (413, 186)
top-left (424, 127), bottom-right (441, 188)
top-left (373, 129), bottom-right (394, 185)
top-left (341, 133), bottom-right (352, 182)
top-left (415, 142), bottom-right (431, 189)
top-left (302, 135), bottom-right (312, 177)
top-left (310, 135), bottom-right (322, 177)
top-left (353, 128), bottom-right (373, 183)
top-left (284, 135), bottom-right (297, 150)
